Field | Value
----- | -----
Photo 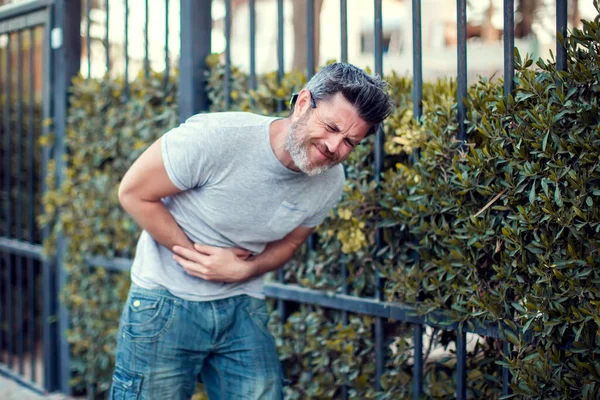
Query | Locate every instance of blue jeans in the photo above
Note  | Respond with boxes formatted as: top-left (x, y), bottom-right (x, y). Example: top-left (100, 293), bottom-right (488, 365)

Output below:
top-left (110, 283), bottom-right (283, 400)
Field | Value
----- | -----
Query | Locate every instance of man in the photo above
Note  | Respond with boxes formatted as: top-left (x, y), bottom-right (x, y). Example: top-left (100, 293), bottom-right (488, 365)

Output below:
top-left (111, 63), bottom-right (393, 399)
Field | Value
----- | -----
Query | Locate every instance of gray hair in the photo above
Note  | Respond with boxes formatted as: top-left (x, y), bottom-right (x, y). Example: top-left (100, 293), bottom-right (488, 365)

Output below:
top-left (303, 63), bottom-right (394, 136)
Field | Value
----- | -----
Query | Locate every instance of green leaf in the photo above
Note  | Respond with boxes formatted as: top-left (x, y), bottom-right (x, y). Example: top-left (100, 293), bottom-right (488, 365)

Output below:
top-left (511, 302), bottom-right (526, 313)
top-left (542, 131), bottom-right (549, 151)
top-left (506, 331), bottom-right (520, 346)
top-left (541, 179), bottom-right (549, 196)
top-left (554, 184), bottom-right (563, 207)
top-left (529, 182), bottom-right (536, 204)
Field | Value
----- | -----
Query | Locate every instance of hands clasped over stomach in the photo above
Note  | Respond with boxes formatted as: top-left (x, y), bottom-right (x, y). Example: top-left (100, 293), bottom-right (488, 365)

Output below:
top-left (171, 243), bottom-right (255, 283)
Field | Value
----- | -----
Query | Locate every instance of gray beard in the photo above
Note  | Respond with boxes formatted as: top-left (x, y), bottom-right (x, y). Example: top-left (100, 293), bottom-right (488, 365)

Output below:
top-left (284, 122), bottom-right (331, 176)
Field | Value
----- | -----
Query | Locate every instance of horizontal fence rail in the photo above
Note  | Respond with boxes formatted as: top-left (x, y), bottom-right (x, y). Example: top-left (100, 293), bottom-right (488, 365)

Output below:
top-left (80, 255), bottom-right (531, 343)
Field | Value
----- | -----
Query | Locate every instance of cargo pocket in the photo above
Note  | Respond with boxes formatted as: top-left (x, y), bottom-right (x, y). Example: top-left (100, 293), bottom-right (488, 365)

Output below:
top-left (267, 200), bottom-right (307, 238)
top-left (110, 365), bottom-right (143, 400)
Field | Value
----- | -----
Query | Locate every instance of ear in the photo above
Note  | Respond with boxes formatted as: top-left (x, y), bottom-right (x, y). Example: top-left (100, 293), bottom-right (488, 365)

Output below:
top-left (293, 89), bottom-right (312, 118)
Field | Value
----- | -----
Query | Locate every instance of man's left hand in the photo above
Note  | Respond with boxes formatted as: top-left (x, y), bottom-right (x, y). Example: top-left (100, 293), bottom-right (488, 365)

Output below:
top-left (172, 244), bottom-right (255, 282)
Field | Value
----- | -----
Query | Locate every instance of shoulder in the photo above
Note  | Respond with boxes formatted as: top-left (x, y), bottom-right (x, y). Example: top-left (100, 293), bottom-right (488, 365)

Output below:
top-left (185, 112), bottom-right (273, 130)
top-left (167, 112), bottom-right (273, 151)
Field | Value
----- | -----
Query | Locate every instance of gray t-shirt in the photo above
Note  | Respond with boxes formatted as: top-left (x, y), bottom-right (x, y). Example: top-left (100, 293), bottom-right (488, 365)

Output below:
top-left (130, 112), bottom-right (345, 301)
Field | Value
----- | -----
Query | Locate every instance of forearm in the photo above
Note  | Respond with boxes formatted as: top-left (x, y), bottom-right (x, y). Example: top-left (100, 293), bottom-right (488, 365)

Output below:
top-left (244, 239), bottom-right (299, 278)
top-left (120, 197), bottom-right (194, 251)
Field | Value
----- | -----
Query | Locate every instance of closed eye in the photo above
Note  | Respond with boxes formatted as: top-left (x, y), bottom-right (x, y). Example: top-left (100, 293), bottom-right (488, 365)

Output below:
top-left (344, 138), bottom-right (356, 148)
top-left (322, 120), bottom-right (356, 147)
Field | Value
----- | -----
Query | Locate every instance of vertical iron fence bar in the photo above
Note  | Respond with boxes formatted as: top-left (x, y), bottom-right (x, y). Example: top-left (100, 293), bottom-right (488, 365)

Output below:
top-left (413, 326), bottom-right (423, 399)
top-left (341, 265), bottom-right (349, 322)
top-left (306, 0), bottom-right (315, 77)
top-left (504, 0), bottom-right (514, 97)
top-left (341, 264), bottom-right (349, 400)
top-left (456, 0), bottom-right (467, 142)
top-left (340, 0), bottom-right (348, 63)
top-left (124, 0), bottom-right (129, 95)
top-left (373, 2), bottom-right (384, 176)
top-left (179, 0), bottom-right (212, 120)
top-left (275, 0), bottom-right (286, 329)
top-left (16, 28), bottom-right (25, 376)
top-left (54, 1), bottom-right (82, 392)
top-left (276, 0), bottom-right (284, 113)
top-left (277, 268), bottom-right (286, 323)
top-left (556, 0), bottom-right (567, 72)
top-left (412, 0), bottom-right (422, 119)
top-left (456, 1), bottom-right (468, 395)
top-left (164, 0), bottom-right (169, 85)
top-left (305, 0), bottom-right (316, 257)
top-left (27, 27), bottom-right (36, 383)
top-left (0, 35), bottom-right (4, 364)
top-left (105, 0), bottom-right (109, 74)
top-left (42, 11), bottom-right (58, 391)
top-left (87, 384), bottom-right (96, 399)
top-left (456, 328), bottom-right (467, 400)
top-left (4, 33), bottom-right (14, 370)
top-left (502, 341), bottom-right (511, 396)
top-left (374, 1), bottom-right (383, 77)
top-left (86, 0), bottom-right (91, 78)
top-left (5, 252), bottom-right (12, 369)
top-left (249, 0), bottom-right (256, 92)
top-left (373, 0), bottom-right (385, 391)
top-left (224, 0), bottom-right (231, 109)
top-left (411, 3), bottom-right (423, 396)
top-left (502, 1), bottom-right (514, 396)
top-left (144, 0), bottom-right (149, 78)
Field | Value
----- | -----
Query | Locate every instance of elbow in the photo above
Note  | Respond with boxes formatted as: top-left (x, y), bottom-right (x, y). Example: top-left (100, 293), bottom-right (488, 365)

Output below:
top-left (118, 183), bottom-right (133, 211)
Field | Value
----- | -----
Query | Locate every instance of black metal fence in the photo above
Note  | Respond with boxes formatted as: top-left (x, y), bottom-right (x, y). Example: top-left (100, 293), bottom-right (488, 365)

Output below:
top-left (0, 0), bottom-right (571, 398)
top-left (0, 0), bottom-right (59, 394)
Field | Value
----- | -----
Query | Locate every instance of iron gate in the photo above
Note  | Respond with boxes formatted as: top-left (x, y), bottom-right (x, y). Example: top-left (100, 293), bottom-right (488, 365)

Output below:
top-left (0, 0), bottom-right (62, 394)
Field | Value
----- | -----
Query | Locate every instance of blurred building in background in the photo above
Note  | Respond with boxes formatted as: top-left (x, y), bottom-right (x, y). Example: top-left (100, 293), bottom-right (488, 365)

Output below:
top-left (0, 0), bottom-right (596, 84)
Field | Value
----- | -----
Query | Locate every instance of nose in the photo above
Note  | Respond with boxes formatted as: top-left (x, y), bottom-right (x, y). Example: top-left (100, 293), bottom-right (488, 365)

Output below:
top-left (323, 133), bottom-right (344, 155)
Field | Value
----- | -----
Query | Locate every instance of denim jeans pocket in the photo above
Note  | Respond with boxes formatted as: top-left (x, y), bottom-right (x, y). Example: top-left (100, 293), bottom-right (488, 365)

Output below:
top-left (110, 365), bottom-right (143, 400)
top-left (122, 292), bottom-right (175, 342)
top-left (245, 297), bottom-right (272, 338)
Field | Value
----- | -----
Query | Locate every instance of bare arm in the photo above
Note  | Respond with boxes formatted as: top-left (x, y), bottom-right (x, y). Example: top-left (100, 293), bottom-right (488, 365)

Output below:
top-left (172, 226), bottom-right (313, 282)
top-left (244, 226), bottom-right (313, 277)
top-left (118, 138), bottom-right (196, 251)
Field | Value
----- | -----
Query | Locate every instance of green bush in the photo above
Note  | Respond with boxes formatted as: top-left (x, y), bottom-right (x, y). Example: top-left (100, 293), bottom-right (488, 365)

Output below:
top-left (42, 6), bottom-right (600, 399)
top-left (377, 17), bottom-right (600, 398)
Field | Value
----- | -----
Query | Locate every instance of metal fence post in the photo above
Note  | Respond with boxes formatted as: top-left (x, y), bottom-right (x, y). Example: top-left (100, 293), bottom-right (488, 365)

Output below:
top-left (556, 0), bottom-right (568, 72)
top-left (52, 0), bottom-right (81, 394)
top-left (180, 0), bottom-right (212, 121)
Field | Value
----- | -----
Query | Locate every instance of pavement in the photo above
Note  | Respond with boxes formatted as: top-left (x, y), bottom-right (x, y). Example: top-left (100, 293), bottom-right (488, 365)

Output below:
top-left (0, 375), bottom-right (77, 400)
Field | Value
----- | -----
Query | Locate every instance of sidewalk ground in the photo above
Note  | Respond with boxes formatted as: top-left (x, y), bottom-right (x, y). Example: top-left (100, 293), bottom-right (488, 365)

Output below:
top-left (0, 375), bottom-right (78, 400)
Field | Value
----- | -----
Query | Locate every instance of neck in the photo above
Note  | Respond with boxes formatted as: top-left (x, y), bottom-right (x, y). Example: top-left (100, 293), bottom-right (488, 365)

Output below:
top-left (270, 118), bottom-right (299, 171)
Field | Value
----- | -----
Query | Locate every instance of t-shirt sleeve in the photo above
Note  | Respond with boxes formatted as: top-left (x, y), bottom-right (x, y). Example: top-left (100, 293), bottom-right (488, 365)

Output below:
top-left (301, 168), bottom-right (346, 228)
top-left (160, 114), bottom-right (222, 190)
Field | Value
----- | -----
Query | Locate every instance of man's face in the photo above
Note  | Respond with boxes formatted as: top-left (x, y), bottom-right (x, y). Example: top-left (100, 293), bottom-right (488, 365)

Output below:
top-left (285, 91), bottom-right (370, 176)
